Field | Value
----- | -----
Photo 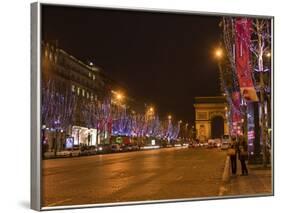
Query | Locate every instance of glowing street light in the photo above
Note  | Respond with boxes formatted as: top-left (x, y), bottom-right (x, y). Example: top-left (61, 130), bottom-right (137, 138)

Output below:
top-left (116, 93), bottom-right (123, 101)
top-left (265, 52), bottom-right (271, 58)
top-left (149, 107), bottom-right (154, 113)
top-left (214, 48), bottom-right (223, 59)
top-left (168, 115), bottom-right (172, 120)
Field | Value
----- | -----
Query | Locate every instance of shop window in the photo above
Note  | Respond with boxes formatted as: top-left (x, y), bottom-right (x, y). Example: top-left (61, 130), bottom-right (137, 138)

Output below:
top-left (71, 85), bottom-right (75, 92)
top-left (77, 87), bottom-right (80, 96)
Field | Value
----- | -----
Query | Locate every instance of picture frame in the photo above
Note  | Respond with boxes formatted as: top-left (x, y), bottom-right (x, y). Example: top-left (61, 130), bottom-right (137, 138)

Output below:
top-left (31, 2), bottom-right (274, 211)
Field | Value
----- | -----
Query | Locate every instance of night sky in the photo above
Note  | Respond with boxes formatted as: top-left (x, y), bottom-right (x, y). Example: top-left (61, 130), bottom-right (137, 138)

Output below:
top-left (42, 5), bottom-right (222, 123)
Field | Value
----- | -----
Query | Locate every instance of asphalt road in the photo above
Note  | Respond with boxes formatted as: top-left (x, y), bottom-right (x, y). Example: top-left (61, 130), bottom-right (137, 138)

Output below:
top-left (42, 147), bottom-right (227, 207)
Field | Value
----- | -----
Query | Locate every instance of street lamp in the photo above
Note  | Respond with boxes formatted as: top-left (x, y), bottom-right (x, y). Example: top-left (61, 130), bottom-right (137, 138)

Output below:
top-left (168, 115), bottom-right (172, 120)
top-left (265, 52), bottom-right (271, 58)
top-left (116, 93), bottom-right (123, 101)
top-left (214, 48), bottom-right (223, 60)
top-left (185, 123), bottom-right (189, 141)
top-left (42, 124), bottom-right (46, 143)
top-left (214, 47), bottom-right (225, 93)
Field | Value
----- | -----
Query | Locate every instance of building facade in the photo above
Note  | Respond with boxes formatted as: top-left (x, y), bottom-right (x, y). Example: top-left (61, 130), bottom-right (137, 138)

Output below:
top-left (41, 41), bottom-right (114, 151)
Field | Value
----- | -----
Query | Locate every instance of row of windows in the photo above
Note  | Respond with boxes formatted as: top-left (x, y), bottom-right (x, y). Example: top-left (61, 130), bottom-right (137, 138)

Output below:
top-left (71, 85), bottom-right (97, 101)
top-left (55, 64), bottom-right (98, 90)
top-left (88, 72), bottom-right (96, 80)
top-left (44, 49), bottom-right (58, 63)
top-left (44, 49), bottom-right (100, 89)
top-left (63, 58), bottom-right (96, 81)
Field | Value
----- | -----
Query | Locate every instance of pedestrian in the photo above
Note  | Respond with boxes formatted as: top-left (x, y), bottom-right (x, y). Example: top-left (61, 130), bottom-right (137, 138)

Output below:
top-left (238, 137), bottom-right (248, 176)
top-left (228, 136), bottom-right (237, 175)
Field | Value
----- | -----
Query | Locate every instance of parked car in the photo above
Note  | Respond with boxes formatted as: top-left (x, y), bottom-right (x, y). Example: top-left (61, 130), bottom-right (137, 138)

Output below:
top-left (97, 144), bottom-right (111, 154)
top-left (207, 139), bottom-right (215, 148)
top-left (70, 149), bottom-right (81, 157)
top-left (80, 145), bottom-right (97, 156)
top-left (56, 150), bottom-right (72, 157)
top-left (188, 140), bottom-right (198, 148)
top-left (221, 142), bottom-right (230, 150)
top-left (214, 138), bottom-right (222, 148)
top-left (221, 135), bottom-right (230, 150)
top-left (199, 143), bottom-right (205, 147)
top-left (121, 144), bottom-right (139, 152)
top-left (110, 144), bottom-right (121, 152)
top-left (88, 145), bottom-right (97, 155)
top-left (203, 141), bottom-right (208, 147)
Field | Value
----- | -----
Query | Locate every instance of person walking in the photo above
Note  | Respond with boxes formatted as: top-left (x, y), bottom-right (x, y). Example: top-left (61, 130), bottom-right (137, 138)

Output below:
top-left (238, 137), bottom-right (249, 176)
top-left (228, 136), bottom-right (237, 175)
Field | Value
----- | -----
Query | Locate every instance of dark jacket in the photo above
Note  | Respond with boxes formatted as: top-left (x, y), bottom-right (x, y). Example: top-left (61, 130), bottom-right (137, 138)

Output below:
top-left (238, 140), bottom-right (248, 160)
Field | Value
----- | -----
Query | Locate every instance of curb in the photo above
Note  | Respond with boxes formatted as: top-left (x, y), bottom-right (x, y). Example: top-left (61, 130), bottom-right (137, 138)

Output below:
top-left (218, 155), bottom-right (231, 196)
top-left (222, 155), bottom-right (230, 182)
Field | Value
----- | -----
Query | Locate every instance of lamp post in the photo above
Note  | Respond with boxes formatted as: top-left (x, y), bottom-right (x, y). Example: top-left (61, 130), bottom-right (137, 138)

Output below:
top-left (185, 122), bottom-right (189, 141)
top-left (42, 124), bottom-right (46, 143)
top-left (42, 124), bottom-right (47, 157)
top-left (214, 47), bottom-right (224, 93)
top-left (167, 115), bottom-right (172, 143)
top-left (178, 120), bottom-right (182, 141)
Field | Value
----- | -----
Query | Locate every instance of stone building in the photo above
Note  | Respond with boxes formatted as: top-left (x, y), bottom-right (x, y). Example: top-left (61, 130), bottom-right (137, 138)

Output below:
top-left (194, 96), bottom-right (229, 142)
top-left (41, 41), bottom-right (114, 151)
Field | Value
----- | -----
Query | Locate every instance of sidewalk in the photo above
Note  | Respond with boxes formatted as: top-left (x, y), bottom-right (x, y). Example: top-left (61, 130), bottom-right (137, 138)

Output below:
top-left (221, 161), bottom-right (272, 196)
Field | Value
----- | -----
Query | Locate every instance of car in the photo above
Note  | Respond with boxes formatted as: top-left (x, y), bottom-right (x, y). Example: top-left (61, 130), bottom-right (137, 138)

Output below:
top-left (207, 139), bottom-right (215, 148)
top-left (79, 145), bottom-right (97, 156)
top-left (70, 149), bottom-right (81, 157)
top-left (221, 135), bottom-right (231, 150)
top-left (131, 144), bottom-right (140, 151)
top-left (43, 151), bottom-right (55, 158)
top-left (192, 142), bottom-right (200, 148)
top-left (88, 145), bottom-right (97, 155)
top-left (121, 144), bottom-right (140, 151)
top-left (110, 144), bottom-right (121, 152)
top-left (221, 142), bottom-right (230, 150)
top-left (97, 144), bottom-right (111, 154)
top-left (189, 141), bottom-right (199, 148)
top-left (56, 150), bottom-right (72, 157)
top-left (214, 138), bottom-right (222, 148)
top-left (203, 142), bottom-right (208, 147)
top-left (199, 143), bottom-right (204, 147)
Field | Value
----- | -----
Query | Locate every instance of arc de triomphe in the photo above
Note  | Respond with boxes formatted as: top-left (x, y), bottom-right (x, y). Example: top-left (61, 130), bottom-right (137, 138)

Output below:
top-left (194, 96), bottom-right (229, 142)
